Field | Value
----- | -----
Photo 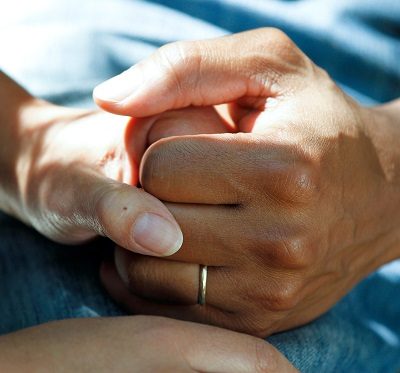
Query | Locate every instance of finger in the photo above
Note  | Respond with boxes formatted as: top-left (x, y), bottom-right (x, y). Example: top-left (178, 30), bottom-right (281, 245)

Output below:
top-left (114, 249), bottom-right (199, 305)
top-left (101, 260), bottom-right (293, 340)
top-left (100, 259), bottom-right (236, 329)
top-left (147, 106), bottom-right (234, 144)
top-left (140, 133), bottom-right (252, 204)
top-left (47, 168), bottom-right (183, 256)
top-left (140, 132), bottom-right (294, 204)
top-left (182, 325), bottom-right (298, 373)
top-left (187, 321), bottom-right (297, 373)
top-left (161, 202), bottom-right (250, 265)
top-left (100, 263), bottom-right (297, 372)
top-left (113, 245), bottom-right (305, 315)
top-left (93, 28), bottom-right (307, 117)
top-left (125, 106), bottom-right (234, 172)
top-left (156, 202), bottom-right (305, 270)
top-left (114, 247), bottom-right (239, 310)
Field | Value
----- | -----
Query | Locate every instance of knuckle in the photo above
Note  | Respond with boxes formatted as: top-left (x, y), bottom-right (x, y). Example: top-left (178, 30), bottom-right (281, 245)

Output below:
top-left (267, 236), bottom-right (315, 269)
top-left (263, 27), bottom-right (294, 48)
top-left (157, 41), bottom-right (202, 104)
top-left (256, 139), bottom-right (320, 205)
top-left (157, 42), bottom-right (185, 102)
top-left (157, 41), bottom-right (184, 68)
top-left (280, 162), bottom-right (320, 204)
top-left (264, 280), bottom-right (302, 312)
top-left (258, 27), bottom-right (310, 74)
top-left (160, 40), bottom-right (199, 64)
top-left (235, 312), bottom-right (277, 338)
top-left (288, 236), bottom-right (317, 268)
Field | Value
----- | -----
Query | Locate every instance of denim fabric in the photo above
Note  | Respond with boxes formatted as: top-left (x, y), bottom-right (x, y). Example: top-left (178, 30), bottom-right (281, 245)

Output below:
top-left (0, 1), bottom-right (399, 371)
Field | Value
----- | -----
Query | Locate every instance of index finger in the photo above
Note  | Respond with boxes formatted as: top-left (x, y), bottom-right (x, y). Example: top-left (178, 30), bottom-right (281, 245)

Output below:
top-left (93, 28), bottom-right (307, 117)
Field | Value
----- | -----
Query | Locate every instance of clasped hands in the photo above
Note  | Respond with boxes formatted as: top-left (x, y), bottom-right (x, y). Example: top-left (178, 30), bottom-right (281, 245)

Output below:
top-left (16, 28), bottom-right (400, 339)
top-left (94, 28), bottom-right (400, 337)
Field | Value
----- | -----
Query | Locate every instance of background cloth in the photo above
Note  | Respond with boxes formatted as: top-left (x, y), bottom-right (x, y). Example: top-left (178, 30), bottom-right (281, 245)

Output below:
top-left (0, 1), bottom-right (399, 372)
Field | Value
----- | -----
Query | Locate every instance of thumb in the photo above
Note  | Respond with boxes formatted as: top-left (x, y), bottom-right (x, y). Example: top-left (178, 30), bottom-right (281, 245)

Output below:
top-left (48, 169), bottom-right (183, 257)
top-left (93, 28), bottom-right (307, 118)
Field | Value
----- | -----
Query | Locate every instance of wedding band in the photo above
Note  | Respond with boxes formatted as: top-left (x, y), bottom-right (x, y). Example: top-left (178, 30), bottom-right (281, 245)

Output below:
top-left (198, 265), bottom-right (208, 305)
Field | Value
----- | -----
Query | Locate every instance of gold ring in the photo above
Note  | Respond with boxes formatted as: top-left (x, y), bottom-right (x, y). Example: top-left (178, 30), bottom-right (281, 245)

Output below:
top-left (198, 265), bottom-right (207, 305)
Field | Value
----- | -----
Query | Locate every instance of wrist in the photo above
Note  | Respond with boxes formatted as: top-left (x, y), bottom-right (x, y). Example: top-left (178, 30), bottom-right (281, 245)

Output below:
top-left (366, 99), bottom-right (400, 185)
top-left (0, 97), bottom-right (42, 223)
top-left (0, 73), bottom-right (65, 223)
top-left (362, 99), bottom-right (400, 263)
top-left (2, 98), bottom-right (91, 224)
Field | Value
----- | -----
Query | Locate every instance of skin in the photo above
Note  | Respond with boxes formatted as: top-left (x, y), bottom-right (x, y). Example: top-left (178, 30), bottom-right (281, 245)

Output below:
top-left (0, 316), bottom-right (296, 372)
top-left (0, 73), bottom-right (231, 257)
top-left (94, 28), bottom-right (400, 337)
top-left (0, 70), bottom-right (295, 370)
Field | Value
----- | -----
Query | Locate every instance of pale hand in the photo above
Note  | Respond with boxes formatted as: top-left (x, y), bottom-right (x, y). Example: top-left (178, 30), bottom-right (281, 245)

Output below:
top-left (0, 72), bottom-right (229, 257)
top-left (0, 316), bottom-right (297, 372)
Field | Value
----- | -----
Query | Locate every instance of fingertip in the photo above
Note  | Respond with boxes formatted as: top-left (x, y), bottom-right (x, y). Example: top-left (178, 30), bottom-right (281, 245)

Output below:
top-left (99, 260), bottom-right (116, 290)
top-left (92, 91), bottom-right (126, 115)
top-left (99, 256), bottom-right (144, 313)
top-left (93, 90), bottom-right (162, 118)
top-left (92, 65), bottom-right (158, 117)
top-left (93, 181), bottom-right (183, 257)
top-left (131, 212), bottom-right (183, 257)
top-left (100, 257), bottom-right (131, 303)
top-left (93, 70), bottom-right (135, 104)
top-left (114, 246), bottom-right (131, 286)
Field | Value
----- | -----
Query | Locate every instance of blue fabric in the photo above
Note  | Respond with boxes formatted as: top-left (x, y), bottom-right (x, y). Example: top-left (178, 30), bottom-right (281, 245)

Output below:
top-left (0, 1), bottom-right (400, 371)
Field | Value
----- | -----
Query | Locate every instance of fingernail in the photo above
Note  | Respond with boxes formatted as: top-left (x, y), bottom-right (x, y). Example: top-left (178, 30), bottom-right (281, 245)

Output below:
top-left (93, 68), bottom-right (141, 103)
top-left (132, 213), bottom-right (183, 256)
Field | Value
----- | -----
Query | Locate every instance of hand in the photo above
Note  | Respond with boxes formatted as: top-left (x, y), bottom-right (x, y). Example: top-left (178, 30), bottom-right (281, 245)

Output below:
top-left (0, 73), bottom-right (229, 256)
top-left (0, 316), bottom-right (297, 372)
top-left (95, 28), bottom-right (400, 336)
